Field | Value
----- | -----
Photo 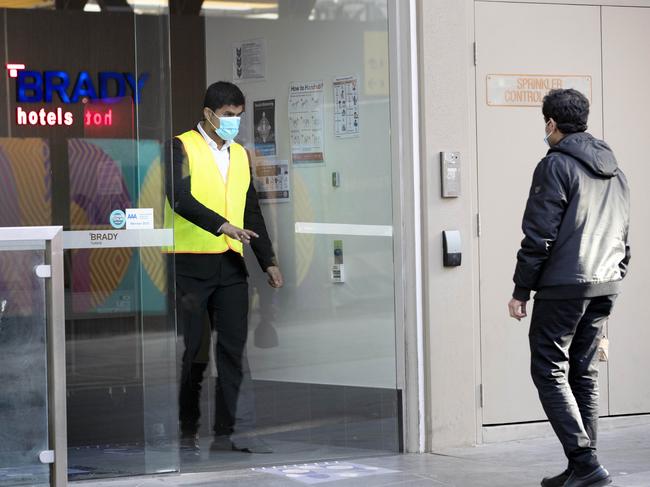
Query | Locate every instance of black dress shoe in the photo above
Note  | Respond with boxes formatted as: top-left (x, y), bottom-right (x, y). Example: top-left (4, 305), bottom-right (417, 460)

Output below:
top-left (209, 434), bottom-right (234, 452)
top-left (563, 466), bottom-right (611, 487)
top-left (541, 469), bottom-right (571, 487)
top-left (180, 433), bottom-right (200, 458)
top-left (232, 435), bottom-right (273, 454)
top-left (210, 434), bottom-right (273, 454)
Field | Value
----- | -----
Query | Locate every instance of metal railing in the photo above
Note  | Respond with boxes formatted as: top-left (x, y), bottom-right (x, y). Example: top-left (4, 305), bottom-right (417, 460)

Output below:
top-left (0, 226), bottom-right (67, 487)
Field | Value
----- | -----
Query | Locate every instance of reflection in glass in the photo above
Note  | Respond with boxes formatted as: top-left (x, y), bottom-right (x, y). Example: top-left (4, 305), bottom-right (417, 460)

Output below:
top-left (0, 139), bottom-right (52, 227)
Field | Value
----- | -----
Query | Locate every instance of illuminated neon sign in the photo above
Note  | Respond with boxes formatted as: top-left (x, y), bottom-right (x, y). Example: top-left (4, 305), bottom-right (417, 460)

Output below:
top-left (16, 107), bottom-right (74, 126)
top-left (7, 63), bottom-right (25, 78)
top-left (8, 63), bottom-right (148, 128)
top-left (16, 71), bottom-right (148, 104)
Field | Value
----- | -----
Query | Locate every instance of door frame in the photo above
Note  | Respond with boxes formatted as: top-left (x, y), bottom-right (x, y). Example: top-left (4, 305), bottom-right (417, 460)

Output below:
top-left (388, 0), bottom-right (425, 453)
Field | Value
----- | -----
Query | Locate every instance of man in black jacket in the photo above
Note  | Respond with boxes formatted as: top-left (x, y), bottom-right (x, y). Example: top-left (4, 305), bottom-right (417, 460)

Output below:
top-left (166, 82), bottom-right (283, 456)
top-left (508, 89), bottom-right (630, 487)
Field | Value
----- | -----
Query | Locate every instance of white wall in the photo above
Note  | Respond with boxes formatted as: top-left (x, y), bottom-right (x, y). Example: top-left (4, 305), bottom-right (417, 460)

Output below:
top-left (418, 0), bottom-right (480, 449)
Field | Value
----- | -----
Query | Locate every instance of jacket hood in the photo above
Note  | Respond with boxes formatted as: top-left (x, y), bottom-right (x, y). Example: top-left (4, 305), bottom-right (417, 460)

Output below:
top-left (550, 132), bottom-right (619, 178)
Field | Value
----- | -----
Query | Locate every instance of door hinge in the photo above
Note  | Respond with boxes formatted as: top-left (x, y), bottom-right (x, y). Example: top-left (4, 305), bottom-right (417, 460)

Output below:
top-left (34, 264), bottom-right (51, 279)
top-left (39, 450), bottom-right (54, 464)
top-left (479, 384), bottom-right (484, 408)
top-left (476, 213), bottom-right (482, 237)
top-left (473, 42), bottom-right (478, 66)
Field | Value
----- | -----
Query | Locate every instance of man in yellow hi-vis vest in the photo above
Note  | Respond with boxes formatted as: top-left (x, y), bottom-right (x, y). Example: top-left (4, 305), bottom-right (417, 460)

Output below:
top-left (166, 81), bottom-right (283, 456)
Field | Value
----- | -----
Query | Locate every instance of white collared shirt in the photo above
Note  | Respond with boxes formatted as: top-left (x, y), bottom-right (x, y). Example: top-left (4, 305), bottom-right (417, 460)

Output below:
top-left (197, 122), bottom-right (230, 183)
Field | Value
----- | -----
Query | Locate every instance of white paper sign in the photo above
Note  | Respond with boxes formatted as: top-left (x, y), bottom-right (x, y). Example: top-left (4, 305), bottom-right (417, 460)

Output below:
top-left (125, 208), bottom-right (154, 230)
top-left (252, 157), bottom-right (290, 203)
top-left (62, 229), bottom-right (172, 249)
top-left (233, 38), bottom-right (267, 83)
top-left (288, 80), bottom-right (325, 165)
top-left (334, 76), bottom-right (360, 138)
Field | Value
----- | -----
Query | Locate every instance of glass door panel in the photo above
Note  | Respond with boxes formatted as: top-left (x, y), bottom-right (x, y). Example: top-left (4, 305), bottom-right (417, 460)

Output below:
top-left (177, 0), bottom-right (400, 472)
top-left (0, 242), bottom-right (49, 487)
top-left (1, 5), bottom-right (176, 481)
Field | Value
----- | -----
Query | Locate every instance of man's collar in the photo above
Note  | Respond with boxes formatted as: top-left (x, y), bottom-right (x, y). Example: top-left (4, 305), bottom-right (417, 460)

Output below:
top-left (197, 122), bottom-right (230, 151)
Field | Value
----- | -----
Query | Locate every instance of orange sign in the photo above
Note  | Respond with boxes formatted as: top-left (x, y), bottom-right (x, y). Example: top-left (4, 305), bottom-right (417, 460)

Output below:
top-left (487, 74), bottom-right (592, 107)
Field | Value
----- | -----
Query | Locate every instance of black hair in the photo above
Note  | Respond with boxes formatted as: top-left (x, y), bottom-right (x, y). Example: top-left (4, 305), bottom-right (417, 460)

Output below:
top-left (542, 88), bottom-right (589, 134)
top-left (203, 81), bottom-right (245, 111)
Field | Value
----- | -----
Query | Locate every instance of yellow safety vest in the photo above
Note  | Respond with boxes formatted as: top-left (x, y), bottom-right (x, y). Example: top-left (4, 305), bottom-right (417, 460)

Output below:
top-left (164, 130), bottom-right (250, 255)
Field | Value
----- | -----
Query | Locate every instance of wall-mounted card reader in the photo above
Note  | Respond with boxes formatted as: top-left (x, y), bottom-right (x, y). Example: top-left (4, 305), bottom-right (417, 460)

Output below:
top-left (442, 230), bottom-right (462, 267)
top-left (440, 151), bottom-right (461, 198)
top-left (332, 240), bottom-right (345, 283)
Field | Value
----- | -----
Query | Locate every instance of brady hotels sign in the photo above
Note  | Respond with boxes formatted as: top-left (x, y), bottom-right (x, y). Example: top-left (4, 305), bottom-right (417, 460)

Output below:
top-left (7, 63), bottom-right (148, 127)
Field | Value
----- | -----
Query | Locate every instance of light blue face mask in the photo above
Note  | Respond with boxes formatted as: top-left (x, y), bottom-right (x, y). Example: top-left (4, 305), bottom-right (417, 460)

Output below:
top-left (207, 113), bottom-right (241, 141)
top-left (543, 120), bottom-right (553, 147)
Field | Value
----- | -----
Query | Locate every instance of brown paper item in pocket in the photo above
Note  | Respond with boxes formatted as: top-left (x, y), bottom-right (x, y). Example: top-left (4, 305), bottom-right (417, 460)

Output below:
top-left (598, 336), bottom-right (609, 362)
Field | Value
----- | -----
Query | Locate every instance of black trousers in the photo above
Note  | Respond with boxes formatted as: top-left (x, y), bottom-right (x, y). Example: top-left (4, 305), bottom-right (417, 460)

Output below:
top-left (176, 251), bottom-right (256, 437)
top-left (529, 295), bottom-right (616, 476)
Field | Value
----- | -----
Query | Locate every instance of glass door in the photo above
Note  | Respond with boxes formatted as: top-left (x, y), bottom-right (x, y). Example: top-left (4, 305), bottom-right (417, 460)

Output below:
top-left (1, 4), bottom-right (176, 482)
top-left (0, 241), bottom-right (50, 486)
top-left (173, 0), bottom-right (401, 473)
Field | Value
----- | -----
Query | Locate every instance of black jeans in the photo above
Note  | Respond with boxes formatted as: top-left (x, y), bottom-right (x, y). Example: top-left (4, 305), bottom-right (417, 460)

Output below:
top-left (529, 295), bottom-right (616, 476)
top-left (176, 251), bottom-right (256, 437)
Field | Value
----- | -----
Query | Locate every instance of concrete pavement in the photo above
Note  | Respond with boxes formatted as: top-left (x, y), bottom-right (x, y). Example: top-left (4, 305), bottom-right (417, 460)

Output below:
top-left (74, 417), bottom-right (650, 486)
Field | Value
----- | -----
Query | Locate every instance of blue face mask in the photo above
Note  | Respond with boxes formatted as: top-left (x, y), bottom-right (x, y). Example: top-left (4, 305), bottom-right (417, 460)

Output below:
top-left (543, 120), bottom-right (553, 147)
top-left (207, 113), bottom-right (241, 141)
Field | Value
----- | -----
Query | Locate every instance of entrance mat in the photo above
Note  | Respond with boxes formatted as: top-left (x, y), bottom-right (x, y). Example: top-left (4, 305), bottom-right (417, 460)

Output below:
top-left (252, 461), bottom-right (398, 484)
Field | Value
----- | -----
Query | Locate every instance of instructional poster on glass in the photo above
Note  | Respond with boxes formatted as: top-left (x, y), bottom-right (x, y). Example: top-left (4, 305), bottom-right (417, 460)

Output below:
top-left (288, 80), bottom-right (325, 165)
top-left (333, 75), bottom-right (360, 138)
top-left (232, 38), bottom-right (266, 83)
top-left (252, 157), bottom-right (291, 203)
top-left (253, 99), bottom-right (276, 157)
